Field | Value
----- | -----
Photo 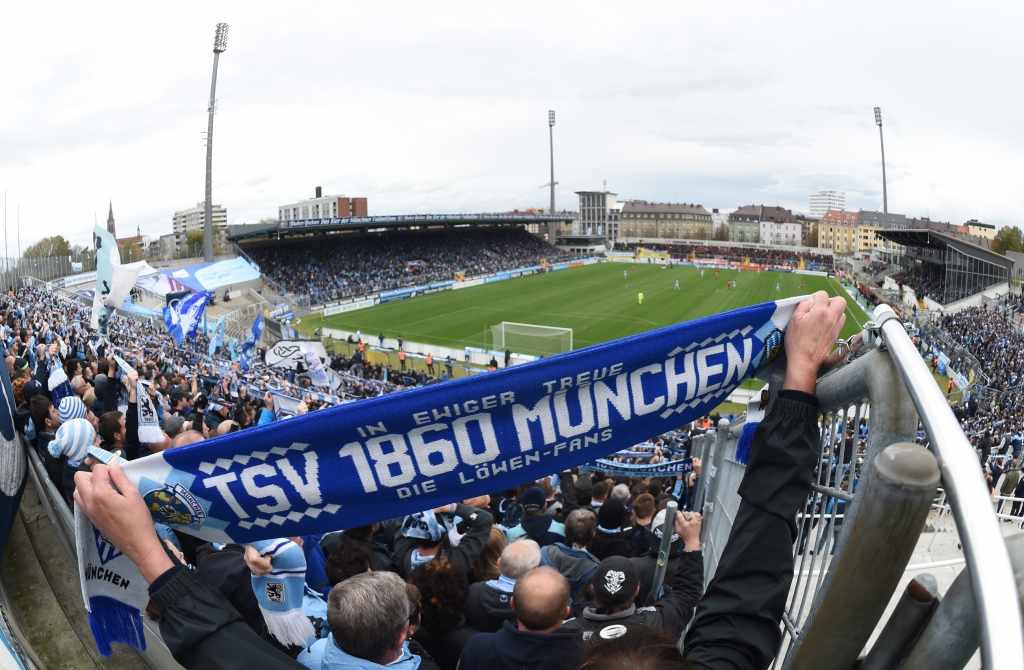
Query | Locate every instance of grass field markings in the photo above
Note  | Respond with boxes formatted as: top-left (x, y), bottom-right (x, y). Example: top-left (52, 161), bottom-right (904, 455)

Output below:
top-left (826, 278), bottom-right (867, 330)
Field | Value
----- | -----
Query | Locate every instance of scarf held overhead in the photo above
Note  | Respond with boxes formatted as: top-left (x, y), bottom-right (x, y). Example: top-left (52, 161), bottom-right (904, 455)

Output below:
top-left (110, 297), bottom-right (796, 545)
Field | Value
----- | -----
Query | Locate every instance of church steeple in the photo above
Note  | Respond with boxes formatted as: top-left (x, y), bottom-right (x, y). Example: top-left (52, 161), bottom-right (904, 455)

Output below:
top-left (107, 201), bottom-right (116, 238)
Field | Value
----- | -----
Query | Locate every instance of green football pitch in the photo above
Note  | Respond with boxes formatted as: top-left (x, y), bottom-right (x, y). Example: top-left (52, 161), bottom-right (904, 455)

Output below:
top-left (301, 263), bottom-right (868, 352)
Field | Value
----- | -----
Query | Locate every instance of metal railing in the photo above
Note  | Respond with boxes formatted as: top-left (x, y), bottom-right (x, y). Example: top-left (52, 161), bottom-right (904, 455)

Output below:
top-left (693, 304), bottom-right (1024, 669)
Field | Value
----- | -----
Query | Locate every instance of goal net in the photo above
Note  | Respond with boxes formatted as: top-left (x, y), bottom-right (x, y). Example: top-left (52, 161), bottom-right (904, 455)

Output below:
top-left (489, 322), bottom-right (573, 358)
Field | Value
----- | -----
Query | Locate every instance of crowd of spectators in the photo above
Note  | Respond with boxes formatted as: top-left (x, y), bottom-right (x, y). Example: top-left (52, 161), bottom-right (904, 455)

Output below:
top-left (891, 264), bottom-right (945, 302)
top-left (245, 228), bottom-right (578, 304)
top-left (614, 242), bottom-right (835, 271)
top-left (867, 260), bottom-right (888, 276)
top-left (21, 283), bottom-right (861, 669)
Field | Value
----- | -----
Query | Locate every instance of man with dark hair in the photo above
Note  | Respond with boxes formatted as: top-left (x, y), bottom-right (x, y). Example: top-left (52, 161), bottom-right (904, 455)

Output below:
top-left (587, 500), bottom-right (636, 559)
top-left (30, 395), bottom-right (64, 490)
top-left (459, 567), bottom-right (583, 670)
top-left (566, 512), bottom-right (702, 638)
top-left (590, 480), bottom-right (608, 508)
top-left (539, 508), bottom-right (600, 601)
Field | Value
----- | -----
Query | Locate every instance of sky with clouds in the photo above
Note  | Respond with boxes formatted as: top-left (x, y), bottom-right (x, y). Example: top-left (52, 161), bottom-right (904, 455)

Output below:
top-left (1, 1), bottom-right (1022, 251)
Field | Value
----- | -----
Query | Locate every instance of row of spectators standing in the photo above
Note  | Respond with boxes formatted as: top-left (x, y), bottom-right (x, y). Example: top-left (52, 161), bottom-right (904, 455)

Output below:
top-left (245, 229), bottom-right (580, 305)
top-left (614, 242), bottom-right (835, 271)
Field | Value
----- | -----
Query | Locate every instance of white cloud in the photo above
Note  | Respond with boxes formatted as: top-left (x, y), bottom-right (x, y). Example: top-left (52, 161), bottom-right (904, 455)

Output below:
top-left (1, 0), bottom-right (1023, 253)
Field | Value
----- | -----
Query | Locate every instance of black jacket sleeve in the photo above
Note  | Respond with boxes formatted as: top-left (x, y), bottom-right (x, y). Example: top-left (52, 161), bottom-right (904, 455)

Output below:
top-left (104, 372), bottom-right (120, 416)
top-left (683, 392), bottom-right (819, 670)
top-left (555, 472), bottom-right (579, 521)
top-left (149, 566), bottom-right (305, 670)
top-left (446, 503), bottom-right (494, 573)
top-left (123, 401), bottom-right (141, 460)
top-left (646, 548), bottom-right (704, 638)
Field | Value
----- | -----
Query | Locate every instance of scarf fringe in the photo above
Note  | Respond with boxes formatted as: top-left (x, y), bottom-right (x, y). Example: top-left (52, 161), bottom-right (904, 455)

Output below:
top-left (48, 366), bottom-right (68, 391)
top-left (137, 425), bottom-right (164, 444)
top-left (735, 421), bottom-right (759, 465)
top-left (87, 596), bottom-right (146, 657)
top-left (260, 607), bottom-right (315, 648)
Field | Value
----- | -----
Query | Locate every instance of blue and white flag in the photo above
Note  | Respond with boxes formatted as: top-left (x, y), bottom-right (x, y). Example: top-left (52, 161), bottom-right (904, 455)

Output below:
top-left (239, 314), bottom-right (264, 371)
top-left (68, 297), bottom-right (801, 656)
top-left (163, 292), bottom-right (211, 345)
top-left (209, 315), bottom-right (226, 356)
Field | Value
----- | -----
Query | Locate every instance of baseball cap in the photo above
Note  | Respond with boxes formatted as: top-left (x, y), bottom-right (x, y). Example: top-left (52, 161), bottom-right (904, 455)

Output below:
top-left (592, 557), bottom-right (640, 607)
top-left (163, 414), bottom-right (186, 438)
top-left (521, 486), bottom-right (547, 511)
top-left (22, 380), bottom-right (42, 403)
top-left (648, 508), bottom-right (681, 545)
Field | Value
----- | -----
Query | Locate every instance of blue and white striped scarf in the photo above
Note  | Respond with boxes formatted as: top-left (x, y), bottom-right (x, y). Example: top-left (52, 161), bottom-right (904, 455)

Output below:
top-left (69, 297), bottom-right (800, 656)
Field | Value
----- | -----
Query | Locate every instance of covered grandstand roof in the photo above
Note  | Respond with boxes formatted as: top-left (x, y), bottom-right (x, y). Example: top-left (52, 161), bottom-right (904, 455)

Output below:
top-left (227, 213), bottom-right (574, 242)
top-left (877, 228), bottom-right (1014, 271)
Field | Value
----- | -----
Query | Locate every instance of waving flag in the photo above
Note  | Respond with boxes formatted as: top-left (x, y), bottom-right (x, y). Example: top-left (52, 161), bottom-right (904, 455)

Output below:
top-left (239, 314), bottom-right (264, 371)
top-left (163, 292), bottom-right (211, 345)
top-left (61, 297), bottom-right (802, 657)
top-left (209, 315), bottom-right (227, 356)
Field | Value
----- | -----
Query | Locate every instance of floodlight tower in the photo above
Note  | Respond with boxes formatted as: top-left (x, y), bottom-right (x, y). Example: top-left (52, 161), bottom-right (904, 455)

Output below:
top-left (874, 107), bottom-right (888, 214)
top-left (203, 23), bottom-right (229, 262)
top-left (548, 110), bottom-right (556, 243)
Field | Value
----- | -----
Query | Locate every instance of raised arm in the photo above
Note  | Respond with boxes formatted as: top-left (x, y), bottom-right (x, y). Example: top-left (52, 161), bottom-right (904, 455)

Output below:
top-left (684, 291), bottom-right (846, 670)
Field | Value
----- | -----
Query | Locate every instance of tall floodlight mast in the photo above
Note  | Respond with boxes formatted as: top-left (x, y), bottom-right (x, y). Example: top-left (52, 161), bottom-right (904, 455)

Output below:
top-left (874, 107), bottom-right (888, 214)
top-left (204, 23), bottom-right (229, 262)
top-left (548, 110), bottom-right (556, 243)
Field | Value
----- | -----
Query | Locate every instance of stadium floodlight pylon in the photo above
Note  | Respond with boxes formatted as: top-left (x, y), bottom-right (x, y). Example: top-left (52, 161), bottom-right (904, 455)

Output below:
top-left (489, 321), bottom-right (572, 358)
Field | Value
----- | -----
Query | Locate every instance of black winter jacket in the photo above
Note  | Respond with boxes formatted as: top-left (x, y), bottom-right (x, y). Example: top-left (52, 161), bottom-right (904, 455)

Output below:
top-left (463, 581), bottom-right (515, 633)
top-left (683, 391), bottom-right (820, 670)
top-left (457, 620), bottom-right (584, 670)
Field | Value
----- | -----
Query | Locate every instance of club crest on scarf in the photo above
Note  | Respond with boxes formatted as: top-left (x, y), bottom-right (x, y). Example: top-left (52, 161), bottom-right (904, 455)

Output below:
top-left (145, 483), bottom-right (207, 526)
top-left (92, 527), bottom-right (123, 565)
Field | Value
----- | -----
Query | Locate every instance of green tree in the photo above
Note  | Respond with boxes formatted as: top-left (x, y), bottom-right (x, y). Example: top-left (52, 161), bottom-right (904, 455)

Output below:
top-left (23, 235), bottom-right (72, 259)
top-left (806, 223), bottom-right (819, 248)
top-left (713, 224), bottom-right (730, 241)
top-left (186, 231), bottom-right (204, 247)
top-left (992, 225), bottom-right (1024, 255)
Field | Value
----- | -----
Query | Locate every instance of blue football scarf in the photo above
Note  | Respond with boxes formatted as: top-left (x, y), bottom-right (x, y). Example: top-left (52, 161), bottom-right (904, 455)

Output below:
top-left (69, 297), bottom-right (799, 656)
top-left (585, 458), bottom-right (694, 479)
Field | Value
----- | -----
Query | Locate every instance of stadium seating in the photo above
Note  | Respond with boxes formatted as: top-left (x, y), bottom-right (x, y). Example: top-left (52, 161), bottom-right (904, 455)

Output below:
top-left (614, 242), bottom-right (835, 271)
top-left (243, 228), bottom-right (577, 303)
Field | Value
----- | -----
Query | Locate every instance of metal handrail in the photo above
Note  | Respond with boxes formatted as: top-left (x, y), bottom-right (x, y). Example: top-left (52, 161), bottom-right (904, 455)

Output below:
top-left (877, 304), bottom-right (1024, 668)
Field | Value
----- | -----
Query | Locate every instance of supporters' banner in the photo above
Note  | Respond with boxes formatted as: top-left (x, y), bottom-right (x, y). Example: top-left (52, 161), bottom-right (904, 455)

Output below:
top-left (585, 458), bottom-right (694, 479)
top-left (162, 292), bottom-right (211, 345)
top-left (70, 297), bottom-right (800, 656)
top-left (209, 315), bottom-right (226, 356)
top-left (239, 315), bottom-right (264, 371)
top-left (265, 340), bottom-right (328, 371)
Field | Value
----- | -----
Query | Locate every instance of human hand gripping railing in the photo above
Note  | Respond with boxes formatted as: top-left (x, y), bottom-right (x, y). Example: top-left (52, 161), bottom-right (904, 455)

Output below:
top-left (875, 304), bottom-right (1024, 669)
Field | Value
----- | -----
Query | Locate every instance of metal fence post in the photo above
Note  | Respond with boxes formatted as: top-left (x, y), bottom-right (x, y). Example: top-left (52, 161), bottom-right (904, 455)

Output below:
top-left (861, 573), bottom-right (940, 670)
top-left (788, 443), bottom-right (940, 670)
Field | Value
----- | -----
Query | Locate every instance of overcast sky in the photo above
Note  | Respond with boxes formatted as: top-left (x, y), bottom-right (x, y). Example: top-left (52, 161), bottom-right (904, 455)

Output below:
top-left (2, 1), bottom-right (1022, 250)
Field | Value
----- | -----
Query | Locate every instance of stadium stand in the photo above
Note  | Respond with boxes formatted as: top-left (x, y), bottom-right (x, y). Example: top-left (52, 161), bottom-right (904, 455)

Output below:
top-left (614, 242), bottom-right (835, 271)
top-left (243, 228), bottom-right (578, 304)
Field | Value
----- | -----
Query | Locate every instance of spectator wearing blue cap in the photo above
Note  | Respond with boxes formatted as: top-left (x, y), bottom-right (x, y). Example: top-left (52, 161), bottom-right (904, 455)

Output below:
top-left (505, 487), bottom-right (565, 547)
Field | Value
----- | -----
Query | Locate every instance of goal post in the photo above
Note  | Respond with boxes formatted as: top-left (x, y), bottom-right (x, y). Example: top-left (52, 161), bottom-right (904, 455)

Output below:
top-left (489, 321), bottom-right (573, 358)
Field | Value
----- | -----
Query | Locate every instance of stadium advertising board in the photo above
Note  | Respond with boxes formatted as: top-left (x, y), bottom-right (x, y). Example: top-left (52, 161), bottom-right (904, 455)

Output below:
top-left (63, 271), bottom-right (98, 287)
top-left (552, 262), bottom-right (571, 271)
top-left (485, 273), bottom-right (511, 284)
top-left (453, 278), bottom-right (485, 290)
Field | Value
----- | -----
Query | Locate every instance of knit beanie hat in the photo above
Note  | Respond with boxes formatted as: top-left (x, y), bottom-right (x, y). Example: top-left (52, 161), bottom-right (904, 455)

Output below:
top-left (58, 396), bottom-right (89, 424)
top-left (48, 418), bottom-right (96, 466)
top-left (597, 499), bottom-right (627, 532)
